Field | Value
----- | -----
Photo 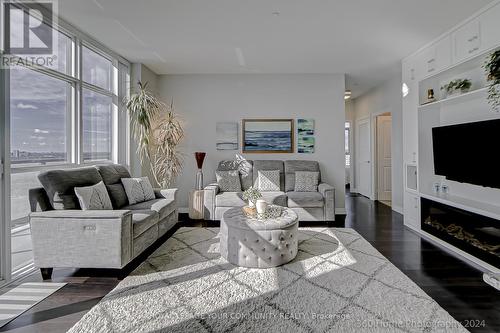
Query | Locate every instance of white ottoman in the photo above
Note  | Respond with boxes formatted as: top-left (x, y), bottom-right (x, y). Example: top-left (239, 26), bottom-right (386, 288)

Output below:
top-left (220, 207), bottom-right (299, 268)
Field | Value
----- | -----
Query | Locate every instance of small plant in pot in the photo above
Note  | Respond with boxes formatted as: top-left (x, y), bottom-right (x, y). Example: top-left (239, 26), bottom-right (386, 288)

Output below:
top-left (484, 50), bottom-right (500, 111)
top-left (441, 79), bottom-right (472, 97)
top-left (242, 187), bottom-right (262, 207)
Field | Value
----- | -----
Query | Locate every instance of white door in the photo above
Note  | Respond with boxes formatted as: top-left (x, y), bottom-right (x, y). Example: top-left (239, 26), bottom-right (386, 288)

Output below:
top-left (377, 115), bottom-right (392, 201)
top-left (356, 118), bottom-right (371, 197)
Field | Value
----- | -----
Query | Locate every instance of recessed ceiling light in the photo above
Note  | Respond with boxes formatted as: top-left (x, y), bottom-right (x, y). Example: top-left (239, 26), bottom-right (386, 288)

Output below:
top-left (344, 90), bottom-right (352, 100)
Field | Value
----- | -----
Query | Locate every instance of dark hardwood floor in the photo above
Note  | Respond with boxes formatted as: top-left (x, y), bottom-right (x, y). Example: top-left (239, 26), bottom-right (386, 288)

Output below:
top-left (1, 192), bottom-right (499, 332)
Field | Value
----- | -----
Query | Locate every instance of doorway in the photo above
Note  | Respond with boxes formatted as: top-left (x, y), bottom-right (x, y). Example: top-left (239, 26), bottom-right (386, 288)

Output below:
top-left (376, 113), bottom-right (392, 206)
top-left (356, 117), bottom-right (371, 198)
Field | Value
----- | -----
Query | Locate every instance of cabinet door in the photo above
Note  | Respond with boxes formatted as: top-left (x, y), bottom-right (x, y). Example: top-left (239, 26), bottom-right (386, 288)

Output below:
top-left (417, 37), bottom-right (452, 78)
top-left (404, 192), bottom-right (420, 229)
top-left (453, 19), bottom-right (481, 63)
top-left (480, 3), bottom-right (500, 52)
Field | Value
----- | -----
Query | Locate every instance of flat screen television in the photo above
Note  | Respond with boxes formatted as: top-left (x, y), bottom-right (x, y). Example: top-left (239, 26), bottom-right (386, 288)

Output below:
top-left (432, 119), bottom-right (500, 189)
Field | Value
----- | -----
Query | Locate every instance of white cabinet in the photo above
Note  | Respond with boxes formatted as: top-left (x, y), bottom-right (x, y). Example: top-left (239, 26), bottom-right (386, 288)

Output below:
top-left (403, 192), bottom-right (420, 230)
top-left (480, 2), bottom-right (500, 53)
top-left (452, 18), bottom-right (481, 63)
top-left (417, 36), bottom-right (452, 78)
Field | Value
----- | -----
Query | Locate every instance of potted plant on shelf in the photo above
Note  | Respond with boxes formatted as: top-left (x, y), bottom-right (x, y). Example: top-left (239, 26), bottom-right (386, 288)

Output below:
top-left (441, 79), bottom-right (472, 98)
top-left (484, 50), bottom-right (500, 112)
top-left (125, 82), bottom-right (184, 188)
top-left (242, 186), bottom-right (262, 207)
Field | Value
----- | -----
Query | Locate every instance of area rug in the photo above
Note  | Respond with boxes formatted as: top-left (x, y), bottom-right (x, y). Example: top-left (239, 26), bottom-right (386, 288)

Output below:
top-left (0, 282), bottom-right (66, 328)
top-left (69, 227), bottom-right (466, 332)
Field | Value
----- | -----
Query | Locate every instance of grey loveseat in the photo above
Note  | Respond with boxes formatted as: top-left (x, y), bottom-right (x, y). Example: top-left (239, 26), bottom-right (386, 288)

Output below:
top-left (28, 164), bottom-right (178, 279)
top-left (204, 160), bottom-right (335, 221)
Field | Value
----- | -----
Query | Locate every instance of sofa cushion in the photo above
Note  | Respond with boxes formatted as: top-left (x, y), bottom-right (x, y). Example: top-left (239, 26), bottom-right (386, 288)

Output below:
top-left (287, 191), bottom-right (324, 208)
top-left (74, 181), bottom-right (113, 210)
top-left (124, 198), bottom-right (176, 220)
top-left (257, 170), bottom-right (280, 192)
top-left (216, 191), bottom-right (287, 207)
top-left (285, 160), bottom-right (321, 192)
top-left (294, 171), bottom-right (320, 192)
top-left (38, 167), bottom-right (103, 210)
top-left (252, 160), bottom-right (285, 191)
top-left (95, 164), bottom-right (131, 184)
top-left (106, 183), bottom-right (129, 209)
top-left (217, 159), bottom-right (254, 191)
top-left (122, 177), bottom-right (155, 205)
top-left (216, 170), bottom-right (242, 192)
top-left (96, 165), bottom-right (131, 209)
top-left (131, 210), bottom-right (159, 238)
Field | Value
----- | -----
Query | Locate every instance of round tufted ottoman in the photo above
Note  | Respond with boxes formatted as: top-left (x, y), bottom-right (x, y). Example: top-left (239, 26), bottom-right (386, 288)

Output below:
top-left (220, 207), bottom-right (299, 268)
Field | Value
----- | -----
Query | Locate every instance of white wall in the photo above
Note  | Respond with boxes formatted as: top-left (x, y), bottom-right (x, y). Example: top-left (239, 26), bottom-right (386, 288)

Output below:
top-left (352, 71), bottom-right (403, 213)
top-left (157, 74), bottom-right (346, 212)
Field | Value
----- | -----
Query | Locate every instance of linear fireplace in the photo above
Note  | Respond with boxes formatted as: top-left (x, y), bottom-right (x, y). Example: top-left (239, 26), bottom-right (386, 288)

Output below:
top-left (421, 198), bottom-right (500, 269)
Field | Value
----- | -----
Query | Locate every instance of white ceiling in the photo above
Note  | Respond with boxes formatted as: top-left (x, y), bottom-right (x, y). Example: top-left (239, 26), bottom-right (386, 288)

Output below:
top-left (58, 0), bottom-right (494, 97)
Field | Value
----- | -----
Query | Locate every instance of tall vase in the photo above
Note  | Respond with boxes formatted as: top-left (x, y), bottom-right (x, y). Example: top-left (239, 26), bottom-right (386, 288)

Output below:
top-left (195, 152), bottom-right (206, 190)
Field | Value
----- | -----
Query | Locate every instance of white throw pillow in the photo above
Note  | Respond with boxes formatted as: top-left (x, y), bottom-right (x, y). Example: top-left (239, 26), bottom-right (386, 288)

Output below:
top-left (258, 170), bottom-right (280, 192)
top-left (74, 181), bottom-right (113, 210)
top-left (121, 177), bottom-right (155, 205)
top-left (294, 171), bottom-right (320, 192)
top-left (216, 170), bottom-right (242, 192)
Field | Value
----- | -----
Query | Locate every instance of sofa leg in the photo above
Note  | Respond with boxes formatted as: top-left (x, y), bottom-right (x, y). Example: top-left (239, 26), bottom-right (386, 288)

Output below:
top-left (40, 268), bottom-right (53, 280)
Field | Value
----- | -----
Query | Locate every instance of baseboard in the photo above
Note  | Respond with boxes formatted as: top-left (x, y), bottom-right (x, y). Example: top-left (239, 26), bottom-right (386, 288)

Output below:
top-left (335, 208), bottom-right (346, 215)
top-left (392, 205), bottom-right (403, 215)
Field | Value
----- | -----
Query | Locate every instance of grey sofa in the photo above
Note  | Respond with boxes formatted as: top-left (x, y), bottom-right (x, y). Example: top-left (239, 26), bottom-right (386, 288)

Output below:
top-left (204, 160), bottom-right (335, 221)
top-left (28, 164), bottom-right (178, 279)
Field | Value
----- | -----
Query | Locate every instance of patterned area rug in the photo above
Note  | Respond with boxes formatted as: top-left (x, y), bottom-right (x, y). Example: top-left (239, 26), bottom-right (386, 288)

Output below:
top-left (69, 227), bottom-right (466, 332)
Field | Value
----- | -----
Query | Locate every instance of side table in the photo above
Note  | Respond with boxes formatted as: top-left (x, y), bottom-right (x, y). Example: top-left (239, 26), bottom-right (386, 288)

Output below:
top-left (189, 190), bottom-right (204, 220)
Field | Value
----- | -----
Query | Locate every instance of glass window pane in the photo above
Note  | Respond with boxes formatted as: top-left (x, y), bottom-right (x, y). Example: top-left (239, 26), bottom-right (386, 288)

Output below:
top-left (82, 46), bottom-right (112, 91)
top-left (8, 8), bottom-right (71, 75)
top-left (10, 68), bottom-right (71, 166)
top-left (83, 89), bottom-right (113, 161)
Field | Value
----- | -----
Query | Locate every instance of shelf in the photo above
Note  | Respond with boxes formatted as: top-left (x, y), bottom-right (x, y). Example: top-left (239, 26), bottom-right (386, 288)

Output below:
top-left (419, 190), bottom-right (500, 221)
top-left (418, 87), bottom-right (488, 110)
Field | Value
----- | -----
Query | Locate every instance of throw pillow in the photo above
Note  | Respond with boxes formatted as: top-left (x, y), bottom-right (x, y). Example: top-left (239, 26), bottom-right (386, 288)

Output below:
top-left (294, 171), bottom-right (320, 192)
top-left (216, 170), bottom-right (242, 192)
top-left (121, 177), bottom-right (156, 205)
top-left (74, 181), bottom-right (113, 210)
top-left (258, 170), bottom-right (280, 192)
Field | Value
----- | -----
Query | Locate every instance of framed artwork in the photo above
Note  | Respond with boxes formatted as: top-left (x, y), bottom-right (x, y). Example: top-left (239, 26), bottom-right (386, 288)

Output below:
top-left (216, 122), bottom-right (238, 150)
top-left (242, 119), bottom-right (294, 153)
top-left (298, 136), bottom-right (315, 153)
top-left (297, 118), bottom-right (315, 154)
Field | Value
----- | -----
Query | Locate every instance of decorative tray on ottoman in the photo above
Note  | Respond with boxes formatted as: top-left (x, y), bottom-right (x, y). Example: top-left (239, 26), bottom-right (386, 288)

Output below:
top-left (242, 204), bottom-right (283, 220)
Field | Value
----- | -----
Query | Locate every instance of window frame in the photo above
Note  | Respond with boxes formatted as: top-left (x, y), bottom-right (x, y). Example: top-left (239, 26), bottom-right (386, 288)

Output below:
top-left (6, 10), bottom-right (130, 173)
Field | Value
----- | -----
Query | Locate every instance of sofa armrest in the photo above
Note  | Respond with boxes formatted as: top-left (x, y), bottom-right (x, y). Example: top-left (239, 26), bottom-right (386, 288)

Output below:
top-left (29, 210), bottom-right (133, 269)
top-left (318, 183), bottom-right (334, 196)
top-left (204, 183), bottom-right (220, 220)
top-left (154, 188), bottom-right (178, 202)
top-left (318, 183), bottom-right (335, 221)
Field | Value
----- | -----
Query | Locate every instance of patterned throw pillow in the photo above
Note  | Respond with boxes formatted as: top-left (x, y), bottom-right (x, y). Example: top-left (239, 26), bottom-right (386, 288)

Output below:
top-left (294, 171), bottom-right (320, 192)
top-left (216, 170), bottom-right (242, 192)
top-left (258, 170), bottom-right (280, 192)
top-left (121, 177), bottom-right (156, 205)
top-left (74, 181), bottom-right (113, 210)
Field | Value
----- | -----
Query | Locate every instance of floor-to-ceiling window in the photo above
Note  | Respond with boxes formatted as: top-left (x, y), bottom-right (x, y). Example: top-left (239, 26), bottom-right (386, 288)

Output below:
top-left (2, 5), bottom-right (130, 282)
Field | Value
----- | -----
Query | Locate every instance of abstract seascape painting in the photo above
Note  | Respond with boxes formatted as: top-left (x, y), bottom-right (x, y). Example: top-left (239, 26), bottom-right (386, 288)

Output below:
top-left (216, 122), bottom-right (238, 150)
top-left (242, 119), bottom-right (294, 153)
top-left (297, 118), bottom-right (315, 153)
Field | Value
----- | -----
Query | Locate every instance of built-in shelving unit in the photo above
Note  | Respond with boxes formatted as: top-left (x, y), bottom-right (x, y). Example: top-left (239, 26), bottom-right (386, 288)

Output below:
top-left (402, 0), bottom-right (500, 274)
top-left (418, 87), bottom-right (488, 110)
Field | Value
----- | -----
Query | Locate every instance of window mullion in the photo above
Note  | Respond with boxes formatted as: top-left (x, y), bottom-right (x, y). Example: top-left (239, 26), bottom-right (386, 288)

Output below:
top-left (74, 39), bottom-right (83, 165)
